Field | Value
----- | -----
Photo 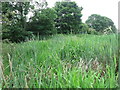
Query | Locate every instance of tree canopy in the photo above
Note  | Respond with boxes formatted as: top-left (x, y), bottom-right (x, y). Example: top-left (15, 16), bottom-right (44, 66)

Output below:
top-left (2, 2), bottom-right (32, 42)
top-left (85, 14), bottom-right (117, 33)
top-left (54, 1), bottom-right (83, 34)
top-left (1, 1), bottom-right (117, 43)
top-left (27, 8), bottom-right (57, 35)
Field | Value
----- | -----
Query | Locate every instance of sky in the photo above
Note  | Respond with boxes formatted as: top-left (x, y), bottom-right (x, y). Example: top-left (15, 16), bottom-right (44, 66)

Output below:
top-left (46, 0), bottom-right (119, 28)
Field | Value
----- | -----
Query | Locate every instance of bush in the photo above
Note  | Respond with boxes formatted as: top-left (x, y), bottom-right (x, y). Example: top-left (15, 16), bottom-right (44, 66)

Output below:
top-left (2, 26), bottom-right (33, 43)
top-left (87, 28), bottom-right (98, 34)
top-left (79, 23), bottom-right (89, 34)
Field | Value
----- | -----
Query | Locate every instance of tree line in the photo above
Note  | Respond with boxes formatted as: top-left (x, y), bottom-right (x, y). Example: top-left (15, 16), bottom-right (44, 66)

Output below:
top-left (1, 1), bottom-right (117, 42)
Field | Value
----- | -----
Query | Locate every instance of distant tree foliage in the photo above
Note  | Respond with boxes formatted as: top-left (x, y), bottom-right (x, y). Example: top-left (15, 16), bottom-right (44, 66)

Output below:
top-left (54, 1), bottom-right (83, 34)
top-left (85, 14), bottom-right (117, 33)
top-left (27, 8), bottom-right (57, 35)
top-left (1, 1), bottom-right (117, 43)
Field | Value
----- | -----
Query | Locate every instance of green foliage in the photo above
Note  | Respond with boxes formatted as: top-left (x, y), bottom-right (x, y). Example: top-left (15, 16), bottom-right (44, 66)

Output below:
top-left (1, 1), bottom-right (119, 88)
top-left (2, 34), bottom-right (118, 88)
top-left (54, 1), bottom-right (83, 34)
top-left (7, 25), bottom-right (32, 42)
top-left (2, 2), bottom-right (32, 42)
top-left (27, 8), bottom-right (57, 35)
top-left (85, 14), bottom-right (117, 34)
top-left (80, 23), bottom-right (89, 34)
top-left (87, 28), bottom-right (98, 34)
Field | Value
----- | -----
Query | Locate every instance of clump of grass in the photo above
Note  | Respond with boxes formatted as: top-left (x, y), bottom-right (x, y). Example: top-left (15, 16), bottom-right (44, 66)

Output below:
top-left (2, 34), bottom-right (118, 88)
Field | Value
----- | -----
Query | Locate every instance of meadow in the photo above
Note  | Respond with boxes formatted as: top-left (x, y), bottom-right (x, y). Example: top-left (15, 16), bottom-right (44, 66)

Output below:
top-left (1, 34), bottom-right (119, 88)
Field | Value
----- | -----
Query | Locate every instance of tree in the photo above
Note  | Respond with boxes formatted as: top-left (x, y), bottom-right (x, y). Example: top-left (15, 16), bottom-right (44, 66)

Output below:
top-left (85, 14), bottom-right (117, 33)
top-left (54, 1), bottom-right (83, 34)
top-left (2, 2), bottom-right (32, 42)
top-left (27, 8), bottom-right (57, 35)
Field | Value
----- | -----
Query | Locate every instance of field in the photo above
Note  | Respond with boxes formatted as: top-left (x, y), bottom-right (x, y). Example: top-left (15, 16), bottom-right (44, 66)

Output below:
top-left (1, 34), bottom-right (119, 88)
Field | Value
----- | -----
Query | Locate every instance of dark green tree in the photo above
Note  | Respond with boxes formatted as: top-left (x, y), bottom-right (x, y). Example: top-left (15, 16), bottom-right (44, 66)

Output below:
top-left (27, 0), bottom-right (57, 35)
top-left (27, 7), bottom-right (57, 35)
top-left (2, 2), bottom-right (32, 42)
top-left (54, 1), bottom-right (83, 34)
top-left (85, 14), bottom-right (117, 33)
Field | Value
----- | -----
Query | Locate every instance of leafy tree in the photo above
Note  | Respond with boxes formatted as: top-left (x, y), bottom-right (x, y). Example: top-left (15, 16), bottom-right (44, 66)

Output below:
top-left (13, 2), bottom-right (31, 30)
top-left (85, 14), bottom-right (117, 33)
top-left (2, 2), bottom-right (14, 40)
top-left (2, 2), bottom-right (32, 42)
top-left (27, 8), bottom-right (57, 35)
top-left (54, 1), bottom-right (83, 34)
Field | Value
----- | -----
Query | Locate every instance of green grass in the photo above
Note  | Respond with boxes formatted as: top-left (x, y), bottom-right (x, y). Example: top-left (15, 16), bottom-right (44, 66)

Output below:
top-left (1, 34), bottom-right (119, 88)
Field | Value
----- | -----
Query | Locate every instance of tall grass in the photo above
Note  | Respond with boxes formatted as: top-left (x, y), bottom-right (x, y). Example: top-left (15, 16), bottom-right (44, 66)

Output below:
top-left (2, 34), bottom-right (119, 88)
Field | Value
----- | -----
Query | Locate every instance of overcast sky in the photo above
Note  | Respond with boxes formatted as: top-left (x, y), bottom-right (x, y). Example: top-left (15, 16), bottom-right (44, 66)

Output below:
top-left (46, 0), bottom-right (119, 28)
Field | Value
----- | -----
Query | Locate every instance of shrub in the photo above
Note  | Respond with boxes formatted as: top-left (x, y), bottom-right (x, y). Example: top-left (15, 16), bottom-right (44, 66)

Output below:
top-left (87, 28), bottom-right (98, 34)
